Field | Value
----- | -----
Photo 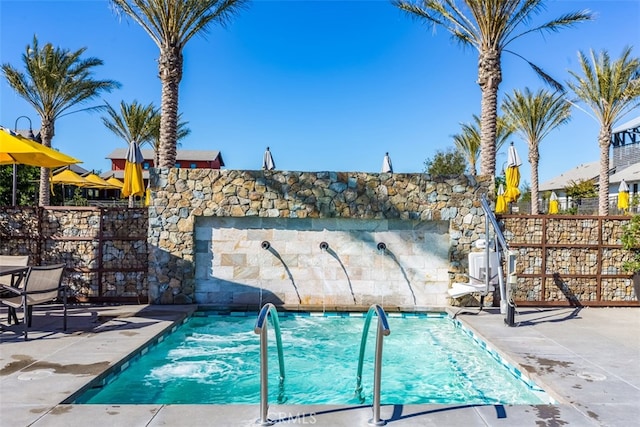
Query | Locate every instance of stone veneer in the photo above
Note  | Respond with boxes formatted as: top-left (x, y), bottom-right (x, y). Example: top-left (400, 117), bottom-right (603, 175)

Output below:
top-left (148, 169), bottom-right (492, 308)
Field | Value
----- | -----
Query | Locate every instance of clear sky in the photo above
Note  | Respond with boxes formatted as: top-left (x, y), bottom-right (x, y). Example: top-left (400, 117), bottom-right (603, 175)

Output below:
top-left (1, 0), bottom-right (639, 185)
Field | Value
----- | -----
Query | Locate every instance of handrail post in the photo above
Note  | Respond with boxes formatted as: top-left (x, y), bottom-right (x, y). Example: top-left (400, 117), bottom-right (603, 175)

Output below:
top-left (355, 304), bottom-right (390, 426)
top-left (254, 303), bottom-right (285, 426)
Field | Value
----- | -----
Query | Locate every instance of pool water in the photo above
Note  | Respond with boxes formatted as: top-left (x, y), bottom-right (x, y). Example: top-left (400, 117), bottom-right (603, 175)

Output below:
top-left (77, 312), bottom-right (549, 405)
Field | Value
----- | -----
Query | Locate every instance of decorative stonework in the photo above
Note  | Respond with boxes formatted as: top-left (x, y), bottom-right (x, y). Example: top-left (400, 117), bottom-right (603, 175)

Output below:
top-left (148, 169), bottom-right (492, 306)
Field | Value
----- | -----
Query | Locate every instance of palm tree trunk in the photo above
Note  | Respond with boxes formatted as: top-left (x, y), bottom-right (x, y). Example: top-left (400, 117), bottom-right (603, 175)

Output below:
top-left (38, 120), bottom-right (55, 206)
top-left (529, 147), bottom-right (540, 214)
top-left (157, 47), bottom-right (183, 168)
top-left (598, 126), bottom-right (611, 216)
top-left (478, 49), bottom-right (502, 177)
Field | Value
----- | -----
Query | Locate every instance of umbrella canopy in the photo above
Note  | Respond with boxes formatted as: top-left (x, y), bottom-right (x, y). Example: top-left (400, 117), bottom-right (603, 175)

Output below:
top-left (262, 147), bottom-right (275, 170)
top-left (122, 141), bottom-right (145, 198)
top-left (618, 180), bottom-right (630, 211)
top-left (0, 127), bottom-right (81, 167)
top-left (51, 168), bottom-right (91, 186)
top-left (106, 176), bottom-right (124, 189)
top-left (549, 191), bottom-right (559, 214)
top-left (503, 143), bottom-right (521, 204)
top-left (495, 183), bottom-right (507, 214)
top-left (83, 172), bottom-right (120, 189)
top-left (381, 152), bottom-right (393, 173)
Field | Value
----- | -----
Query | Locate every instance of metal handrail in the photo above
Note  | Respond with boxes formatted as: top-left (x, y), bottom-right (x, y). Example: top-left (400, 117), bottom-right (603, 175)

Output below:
top-left (481, 194), bottom-right (518, 325)
top-left (355, 304), bottom-right (391, 426)
top-left (254, 303), bottom-right (285, 426)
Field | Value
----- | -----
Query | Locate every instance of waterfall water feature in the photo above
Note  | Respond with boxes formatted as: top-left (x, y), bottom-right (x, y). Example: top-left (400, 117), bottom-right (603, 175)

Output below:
top-left (319, 241), bottom-right (329, 312)
top-left (376, 242), bottom-right (387, 306)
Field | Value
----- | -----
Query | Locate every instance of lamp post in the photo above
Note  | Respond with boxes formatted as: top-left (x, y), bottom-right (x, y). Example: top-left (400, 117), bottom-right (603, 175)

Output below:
top-left (13, 116), bottom-right (38, 206)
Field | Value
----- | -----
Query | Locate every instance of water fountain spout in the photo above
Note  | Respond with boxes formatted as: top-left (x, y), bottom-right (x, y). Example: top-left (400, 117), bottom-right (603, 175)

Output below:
top-left (376, 242), bottom-right (387, 254)
top-left (261, 241), bottom-right (271, 250)
top-left (319, 241), bottom-right (329, 251)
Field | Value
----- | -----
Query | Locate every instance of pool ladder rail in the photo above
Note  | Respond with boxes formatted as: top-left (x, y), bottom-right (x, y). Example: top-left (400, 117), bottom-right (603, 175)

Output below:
top-left (254, 303), bottom-right (286, 426)
top-left (356, 304), bottom-right (391, 426)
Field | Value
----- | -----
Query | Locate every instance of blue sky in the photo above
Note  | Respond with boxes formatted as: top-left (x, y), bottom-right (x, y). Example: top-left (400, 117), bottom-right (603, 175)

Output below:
top-left (1, 0), bottom-right (639, 185)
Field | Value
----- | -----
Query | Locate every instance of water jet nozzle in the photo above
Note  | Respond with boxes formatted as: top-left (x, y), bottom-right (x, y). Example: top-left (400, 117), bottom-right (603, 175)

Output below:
top-left (319, 241), bottom-right (329, 251)
top-left (376, 242), bottom-right (387, 252)
top-left (261, 241), bottom-right (271, 250)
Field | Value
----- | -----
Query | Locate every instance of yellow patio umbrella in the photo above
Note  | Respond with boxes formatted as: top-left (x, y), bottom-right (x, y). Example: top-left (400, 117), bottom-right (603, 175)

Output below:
top-left (106, 176), bottom-right (124, 189)
top-left (83, 172), bottom-right (121, 189)
top-left (51, 168), bottom-right (91, 186)
top-left (495, 183), bottom-right (507, 214)
top-left (618, 180), bottom-right (630, 212)
top-left (503, 142), bottom-right (521, 204)
top-left (0, 127), bottom-right (81, 167)
top-left (122, 141), bottom-right (145, 198)
top-left (549, 191), bottom-right (559, 214)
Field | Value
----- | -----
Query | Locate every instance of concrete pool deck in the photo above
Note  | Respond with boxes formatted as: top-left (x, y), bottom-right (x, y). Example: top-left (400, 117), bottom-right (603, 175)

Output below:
top-left (1, 304), bottom-right (638, 426)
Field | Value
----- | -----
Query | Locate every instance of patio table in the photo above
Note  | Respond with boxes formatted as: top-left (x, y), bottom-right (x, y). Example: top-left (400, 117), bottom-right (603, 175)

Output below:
top-left (0, 265), bottom-right (29, 324)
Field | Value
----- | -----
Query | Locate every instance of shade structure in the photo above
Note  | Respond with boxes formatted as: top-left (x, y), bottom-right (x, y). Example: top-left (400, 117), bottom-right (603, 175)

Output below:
top-left (262, 147), bottom-right (275, 170)
top-left (381, 152), bottom-right (393, 173)
top-left (106, 176), bottom-right (124, 189)
top-left (0, 127), bottom-right (81, 167)
top-left (618, 180), bottom-right (630, 211)
top-left (122, 141), bottom-right (145, 198)
top-left (51, 169), bottom-right (91, 186)
top-left (495, 184), bottom-right (507, 214)
top-left (503, 143), bottom-right (521, 204)
top-left (83, 172), bottom-right (120, 189)
top-left (549, 191), bottom-right (559, 214)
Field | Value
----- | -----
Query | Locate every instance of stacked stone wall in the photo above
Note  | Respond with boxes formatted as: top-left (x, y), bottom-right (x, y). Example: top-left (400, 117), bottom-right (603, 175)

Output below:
top-left (0, 206), bottom-right (147, 301)
top-left (501, 215), bottom-right (636, 303)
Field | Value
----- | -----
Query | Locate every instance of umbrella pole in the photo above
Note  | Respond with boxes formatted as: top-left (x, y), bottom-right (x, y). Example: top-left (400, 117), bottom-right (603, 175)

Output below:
top-left (12, 164), bottom-right (17, 206)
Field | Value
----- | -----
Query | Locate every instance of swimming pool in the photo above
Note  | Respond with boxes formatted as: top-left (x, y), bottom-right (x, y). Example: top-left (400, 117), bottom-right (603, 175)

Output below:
top-left (76, 311), bottom-right (550, 405)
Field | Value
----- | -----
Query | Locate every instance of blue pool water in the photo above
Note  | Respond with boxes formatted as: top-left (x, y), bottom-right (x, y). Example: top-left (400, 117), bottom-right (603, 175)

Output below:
top-left (77, 312), bottom-right (549, 405)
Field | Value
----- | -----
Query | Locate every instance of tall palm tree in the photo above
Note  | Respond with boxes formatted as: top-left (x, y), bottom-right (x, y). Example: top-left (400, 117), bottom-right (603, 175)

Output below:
top-left (502, 88), bottom-right (571, 214)
top-left (567, 47), bottom-right (640, 216)
top-left (102, 101), bottom-right (158, 207)
top-left (110, 0), bottom-right (248, 168)
top-left (1, 36), bottom-right (120, 206)
top-left (146, 113), bottom-right (191, 167)
top-left (452, 114), bottom-right (513, 175)
top-left (393, 0), bottom-right (591, 176)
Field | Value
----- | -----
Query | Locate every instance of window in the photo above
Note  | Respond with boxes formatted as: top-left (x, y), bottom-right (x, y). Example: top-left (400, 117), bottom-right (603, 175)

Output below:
top-left (143, 162), bottom-right (150, 170)
top-left (175, 163), bottom-right (181, 168)
top-left (190, 163), bottom-right (197, 169)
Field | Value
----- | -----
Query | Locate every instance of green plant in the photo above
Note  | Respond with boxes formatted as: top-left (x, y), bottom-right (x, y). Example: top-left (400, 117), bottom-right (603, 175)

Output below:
top-left (621, 215), bottom-right (640, 273)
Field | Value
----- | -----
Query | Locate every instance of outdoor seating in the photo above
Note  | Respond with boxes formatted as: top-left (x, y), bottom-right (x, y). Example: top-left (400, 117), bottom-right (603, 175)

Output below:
top-left (0, 255), bottom-right (30, 286)
top-left (0, 263), bottom-right (67, 340)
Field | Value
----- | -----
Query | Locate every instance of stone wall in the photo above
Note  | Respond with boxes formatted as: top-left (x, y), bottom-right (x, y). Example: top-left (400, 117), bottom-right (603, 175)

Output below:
top-left (148, 169), bottom-right (493, 308)
top-left (0, 206), bottom-right (148, 301)
top-left (501, 215), bottom-right (636, 303)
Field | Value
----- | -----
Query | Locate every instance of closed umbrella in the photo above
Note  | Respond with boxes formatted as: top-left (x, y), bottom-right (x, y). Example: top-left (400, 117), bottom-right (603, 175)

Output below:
top-left (122, 141), bottom-right (145, 200)
top-left (618, 180), bottom-right (630, 212)
top-left (549, 191), bottom-right (559, 214)
top-left (381, 152), bottom-right (393, 173)
top-left (262, 147), bottom-right (275, 170)
top-left (503, 142), bottom-right (521, 204)
top-left (495, 183), bottom-right (507, 214)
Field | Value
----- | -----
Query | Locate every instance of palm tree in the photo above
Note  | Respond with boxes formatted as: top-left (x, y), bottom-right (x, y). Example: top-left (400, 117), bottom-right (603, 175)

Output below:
top-left (502, 88), bottom-right (571, 214)
top-left (110, 0), bottom-right (248, 169)
top-left (393, 0), bottom-right (591, 176)
top-left (452, 114), bottom-right (513, 175)
top-left (145, 113), bottom-right (192, 167)
top-left (567, 47), bottom-right (640, 216)
top-left (102, 101), bottom-right (158, 207)
top-left (1, 36), bottom-right (120, 206)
